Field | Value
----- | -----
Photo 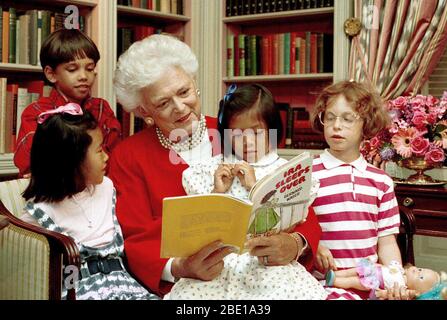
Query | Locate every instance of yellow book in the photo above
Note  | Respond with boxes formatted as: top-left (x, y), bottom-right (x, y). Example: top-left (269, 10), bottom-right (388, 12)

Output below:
top-left (160, 152), bottom-right (313, 258)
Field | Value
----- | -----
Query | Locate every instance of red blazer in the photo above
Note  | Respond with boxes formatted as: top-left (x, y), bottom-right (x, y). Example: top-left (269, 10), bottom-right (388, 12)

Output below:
top-left (14, 88), bottom-right (121, 176)
top-left (108, 116), bottom-right (321, 297)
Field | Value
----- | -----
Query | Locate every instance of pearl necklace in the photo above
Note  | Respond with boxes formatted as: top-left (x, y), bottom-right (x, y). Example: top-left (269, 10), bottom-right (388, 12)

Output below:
top-left (156, 114), bottom-right (207, 152)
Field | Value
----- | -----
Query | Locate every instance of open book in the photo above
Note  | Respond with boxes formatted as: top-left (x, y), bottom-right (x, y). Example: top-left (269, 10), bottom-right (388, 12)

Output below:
top-left (160, 152), bottom-right (313, 258)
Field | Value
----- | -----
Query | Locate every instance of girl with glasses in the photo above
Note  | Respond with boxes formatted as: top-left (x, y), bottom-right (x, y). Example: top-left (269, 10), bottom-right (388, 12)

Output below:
top-left (309, 81), bottom-right (404, 300)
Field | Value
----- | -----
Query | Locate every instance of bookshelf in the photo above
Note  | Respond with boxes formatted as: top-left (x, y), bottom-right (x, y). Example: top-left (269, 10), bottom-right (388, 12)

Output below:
top-left (0, 0), bottom-right (193, 176)
top-left (116, 0), bottom-right (191, 138)
top-left (219, 0), bottom-right (352, 158)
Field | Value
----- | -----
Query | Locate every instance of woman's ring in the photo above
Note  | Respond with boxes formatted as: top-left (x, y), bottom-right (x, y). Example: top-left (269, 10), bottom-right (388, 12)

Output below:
top-left (263, 256), bottom-right (268, 265)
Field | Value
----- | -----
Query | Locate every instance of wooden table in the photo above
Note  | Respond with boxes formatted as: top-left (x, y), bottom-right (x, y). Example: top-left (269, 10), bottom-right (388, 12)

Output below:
top-left (394, 184), bottom-right (447, 238)
top-left (0, 215), bottom-right (9, 230)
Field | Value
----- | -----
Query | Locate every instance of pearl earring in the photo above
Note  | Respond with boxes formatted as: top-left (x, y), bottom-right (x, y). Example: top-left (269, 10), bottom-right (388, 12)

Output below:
top-left (196, 89), bottom-right (201, 96)
top-left (145, 117), bottom-right (154, 126)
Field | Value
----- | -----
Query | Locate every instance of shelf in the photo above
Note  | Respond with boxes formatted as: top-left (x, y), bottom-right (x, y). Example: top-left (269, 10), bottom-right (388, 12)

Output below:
top-left (0, 154), bottom-right (18, 176)
top-left (117, 5), bottom-right (189, 23)
top-left (223, 73), bottom-right (333, 83)
top-left (223, 7), bottom-right (334, 25)
top-left (0, 63), bottom-right (42, 73)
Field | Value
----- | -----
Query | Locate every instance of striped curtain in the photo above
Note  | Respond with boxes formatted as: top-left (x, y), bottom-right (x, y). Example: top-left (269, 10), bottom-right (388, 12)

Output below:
top-left (349, 0), bottom-right (447, 99)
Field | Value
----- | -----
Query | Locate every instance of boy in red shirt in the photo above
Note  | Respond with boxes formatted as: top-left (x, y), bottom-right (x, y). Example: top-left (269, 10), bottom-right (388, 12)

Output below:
top-left (15, 29), bottom-right (121, 176)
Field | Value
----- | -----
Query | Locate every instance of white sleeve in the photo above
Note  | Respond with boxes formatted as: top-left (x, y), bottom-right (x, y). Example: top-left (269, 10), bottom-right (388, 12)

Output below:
top-left (182, 164), bottom-right (216, 195)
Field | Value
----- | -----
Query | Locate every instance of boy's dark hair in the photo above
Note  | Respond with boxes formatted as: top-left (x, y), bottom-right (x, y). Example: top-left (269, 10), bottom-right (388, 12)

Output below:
top-left (23, 111), bottom-right (98, 203)
top-left (217, 83), bottom-right (283, 156)
top-left (40, 29), bottom-right (100, 70)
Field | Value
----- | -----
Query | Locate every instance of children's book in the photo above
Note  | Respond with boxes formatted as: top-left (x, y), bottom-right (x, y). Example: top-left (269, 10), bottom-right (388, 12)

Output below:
top-left (160, 152), bottom-right (313, 258)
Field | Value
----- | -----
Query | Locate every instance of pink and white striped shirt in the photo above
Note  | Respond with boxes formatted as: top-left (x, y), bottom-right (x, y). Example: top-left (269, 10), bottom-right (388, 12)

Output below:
top-left (312, 150), bottom-right (400, 270)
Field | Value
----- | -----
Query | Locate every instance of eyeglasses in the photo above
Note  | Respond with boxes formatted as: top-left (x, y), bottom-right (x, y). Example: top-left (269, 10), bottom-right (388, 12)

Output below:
top-left (318, 111), bottom-right (361, 128)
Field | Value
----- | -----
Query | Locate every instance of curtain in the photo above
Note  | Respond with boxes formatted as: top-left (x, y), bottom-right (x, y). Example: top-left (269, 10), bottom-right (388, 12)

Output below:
top-left (349, 0), bottom-right (447, 99)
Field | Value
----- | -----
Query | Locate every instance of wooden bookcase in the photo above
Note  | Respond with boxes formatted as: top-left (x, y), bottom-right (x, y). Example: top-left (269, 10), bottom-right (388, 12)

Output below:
top-left (219, 0), bottom-right (351, 158)
top-left (116, 0), bottom-right (191, 138)
top-left (0, 0), bottom-right (193, 176)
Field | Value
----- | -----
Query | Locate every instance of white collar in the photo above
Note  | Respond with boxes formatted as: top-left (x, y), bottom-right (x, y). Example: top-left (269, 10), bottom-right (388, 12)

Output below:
top-left (320, 149), bottom-right (368, 172)
top-left (223, 151), bottom-right (280, 167)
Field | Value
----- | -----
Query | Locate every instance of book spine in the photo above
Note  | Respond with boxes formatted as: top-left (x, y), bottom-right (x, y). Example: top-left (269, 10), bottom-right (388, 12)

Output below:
top-left (234, 34), bottom-right (240, 76)
top-left (238, 34), bottom-right (246, 76)
top-left (310, 33), bottom-right (317, 73)
top-left (305, 31), bottom-right (311, 74)
top-left (245, 35), bottom-right (251, 75)
top-left (256, 35), bottom-right (262, 75)
top-left (243, 0), bottom-right (251, 15)
top-left (290, 32), bottom-right (296, 74)
top-left (250, 34), bottom-right (257, 76)
top-left (295, 36), bottom-right (301, 74)
top-left (283, 32), bottom-right (290, 74)
top-left (8, 8), bottom-right (16, 64)
top-left (299, 37), bottom-right (306, 74)
top-left (261, 35), bottom-right (269, 75)
top-left (317, 33), bottom-right (324, 73)
top-left (278, 33), bottom-right (284, 74)
top-left (227, 34), bottom-right (234, 77)
top-left (272, 33), bottom-right (279, 75)
top-left (2, 9), bottom-right (9, 63)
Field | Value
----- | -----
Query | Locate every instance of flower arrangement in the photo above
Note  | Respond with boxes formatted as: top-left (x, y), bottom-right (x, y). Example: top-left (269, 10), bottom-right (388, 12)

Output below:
top-left (361, 93), bottom-right (447, 167)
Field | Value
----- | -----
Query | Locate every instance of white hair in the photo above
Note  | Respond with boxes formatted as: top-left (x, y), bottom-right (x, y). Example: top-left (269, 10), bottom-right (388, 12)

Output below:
top-left (113, 34), bottom-right (199, 112)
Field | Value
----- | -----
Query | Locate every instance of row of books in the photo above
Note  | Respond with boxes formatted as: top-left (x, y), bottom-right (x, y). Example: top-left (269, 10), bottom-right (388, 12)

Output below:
top-left (117, 25), bottom-right (166, 55)
top-left (227, 32), bottom-right (333, 77)
top-left (118, 0), bottom-right (183, 15)
top-left (0, 79), bottom-right (51, 153)
top-left (277, 103), bottom-right (327, 149)
top-left (226, 0), bottom-right (334, 17)
top-left (0, 7), bottom-right (85, 66)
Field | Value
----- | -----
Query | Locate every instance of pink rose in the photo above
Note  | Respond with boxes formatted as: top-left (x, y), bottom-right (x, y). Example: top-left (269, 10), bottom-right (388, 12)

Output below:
top-left (426, 112), bottom-right (438, 125)
top-left (410, 136), bottom-right (430, 156)
top-left (424, 146), bottom-right (446, 165)
top-left (392, 96), bottom-right (408, 109)
top-left (426, 95), bottom-right (438, 107)
top-left (411, 111), bottom-right (427, 129)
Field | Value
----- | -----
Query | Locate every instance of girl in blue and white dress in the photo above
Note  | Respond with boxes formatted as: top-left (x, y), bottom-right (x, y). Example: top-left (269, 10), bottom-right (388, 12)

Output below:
top-left (20, 103), bottom-right (159, 300)
top-left (165, 84), bottom-right (327, 300)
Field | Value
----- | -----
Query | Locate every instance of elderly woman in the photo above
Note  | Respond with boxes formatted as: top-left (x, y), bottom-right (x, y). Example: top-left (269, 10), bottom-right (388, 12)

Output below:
top-left (109, 34), bottom-right (322, 297)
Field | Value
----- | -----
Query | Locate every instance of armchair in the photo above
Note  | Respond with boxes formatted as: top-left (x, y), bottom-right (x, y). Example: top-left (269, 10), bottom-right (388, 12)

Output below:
top-left (0, 178), bottom-right (80, 300)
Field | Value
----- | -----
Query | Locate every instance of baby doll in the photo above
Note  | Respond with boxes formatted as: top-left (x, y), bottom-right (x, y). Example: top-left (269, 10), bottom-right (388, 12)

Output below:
top-left (325, 258), bottom-right (446, 300)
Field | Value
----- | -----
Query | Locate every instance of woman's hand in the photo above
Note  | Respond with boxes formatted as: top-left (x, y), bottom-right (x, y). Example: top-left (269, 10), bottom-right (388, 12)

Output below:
top-left (171, 240), bottom-right (236, 281)
top-left (245, 232), bottom-right (301, 266)
top-left (232, 162), bottom-right (256, 191)
top-left (213, 164), bottom-right (235, 193)
top-left (315, 244), bottom-right (337, 273)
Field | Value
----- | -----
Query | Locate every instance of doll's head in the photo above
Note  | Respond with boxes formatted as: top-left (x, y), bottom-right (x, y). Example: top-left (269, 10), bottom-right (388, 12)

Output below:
top-left (414, 270), bottom-right (447, 300)
top-left (404, 265), bottom-right (446, 299)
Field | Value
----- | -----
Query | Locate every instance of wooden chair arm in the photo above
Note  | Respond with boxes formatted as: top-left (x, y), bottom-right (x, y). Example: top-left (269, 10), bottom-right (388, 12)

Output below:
top-left (0, 201), bottom-right (80, 300)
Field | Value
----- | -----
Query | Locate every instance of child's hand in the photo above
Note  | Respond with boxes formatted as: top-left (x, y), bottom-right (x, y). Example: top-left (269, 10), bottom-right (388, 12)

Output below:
top-left (213, 164), bottom-right (235, 193)
top-left (315, 244), bottom-right (337, 273)
top-left (374, 285), bottom-right (416, 300)
top-left (232, 162), bottom-right (256, 191)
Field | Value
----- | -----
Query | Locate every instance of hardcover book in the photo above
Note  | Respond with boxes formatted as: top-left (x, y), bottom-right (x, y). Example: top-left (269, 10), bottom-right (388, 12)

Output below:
top-left (160, 152), bottom-right (313, 258)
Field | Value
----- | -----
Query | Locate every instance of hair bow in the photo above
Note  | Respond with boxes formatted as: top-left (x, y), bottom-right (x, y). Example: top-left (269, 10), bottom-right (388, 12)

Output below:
top-left (218, 84), bottom-right (237, 125)
top-left (37, 103), bottom-right (83, 124)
